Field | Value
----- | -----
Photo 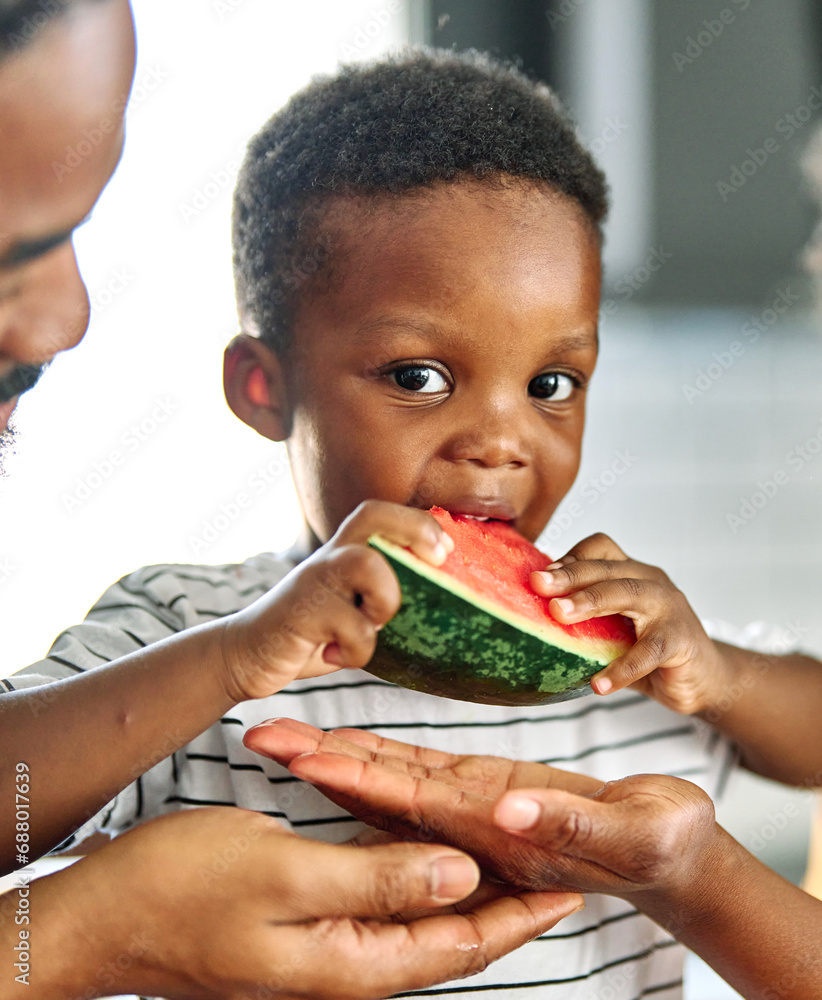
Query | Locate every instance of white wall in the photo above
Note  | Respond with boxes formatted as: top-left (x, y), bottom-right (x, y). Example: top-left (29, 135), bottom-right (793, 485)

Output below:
top-left (1, 0), bottom-right (410, 673)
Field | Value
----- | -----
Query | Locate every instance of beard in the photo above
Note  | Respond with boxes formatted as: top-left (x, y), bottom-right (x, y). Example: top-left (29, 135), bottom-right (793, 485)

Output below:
top-left (0, 419), bottom-right (17, 479)
top-left (0, 363), bottom-right (46, 479)
top-left (0, 363), bottom-right (45, 406)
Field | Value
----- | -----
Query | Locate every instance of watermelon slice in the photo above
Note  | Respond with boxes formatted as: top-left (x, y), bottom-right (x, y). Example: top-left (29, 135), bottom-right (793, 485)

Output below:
top-left (366, 507), bottom-right (635, 706)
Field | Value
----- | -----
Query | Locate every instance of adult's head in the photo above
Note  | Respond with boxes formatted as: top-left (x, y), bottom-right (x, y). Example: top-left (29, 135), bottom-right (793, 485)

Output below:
top-left (0, 0), bottom-right (135, 436)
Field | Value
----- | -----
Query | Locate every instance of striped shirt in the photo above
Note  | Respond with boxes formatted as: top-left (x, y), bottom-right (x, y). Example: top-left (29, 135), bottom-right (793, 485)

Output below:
top-left (5, 553), bottom-right (738, 1000)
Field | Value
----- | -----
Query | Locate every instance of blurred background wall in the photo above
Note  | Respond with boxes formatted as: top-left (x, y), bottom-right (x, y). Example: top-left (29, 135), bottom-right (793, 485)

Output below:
top-left (418, 0), bottom-right (821, 304)
top-left (2, 4), bottom-right (820, 995)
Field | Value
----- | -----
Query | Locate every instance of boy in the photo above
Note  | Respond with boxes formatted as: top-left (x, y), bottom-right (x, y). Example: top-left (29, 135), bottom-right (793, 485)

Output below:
top-left (12, 47), bottom-right (821, 998)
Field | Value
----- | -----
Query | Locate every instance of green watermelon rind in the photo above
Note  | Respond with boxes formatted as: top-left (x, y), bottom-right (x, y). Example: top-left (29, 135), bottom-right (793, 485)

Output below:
top-left (365, 534), bottom-right (629, 707)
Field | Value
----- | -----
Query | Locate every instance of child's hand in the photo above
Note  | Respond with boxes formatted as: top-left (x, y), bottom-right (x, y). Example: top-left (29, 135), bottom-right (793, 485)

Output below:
top-left (219, 500), bottom-right (454, 702)
top-left (244, 720), bottom-right (722, 905)
top-left (531, 532), bottom-right (730, 714)
top-left (27, 806), bottom-right (581, 1000)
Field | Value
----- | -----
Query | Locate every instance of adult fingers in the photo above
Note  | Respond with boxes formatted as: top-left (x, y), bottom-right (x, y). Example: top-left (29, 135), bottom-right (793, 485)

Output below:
top-left (264, 891), bottom-right (584, 1000)
top-left (330, 731), bottom-right (602, 796)
top-left (332, 727), bottom-right (462, 768)
top-left (493, 777), bottom-right (713, 891)
top-left (245, 720), bottom-right (477, 791)
top-left (288, 754), bottom-right (604, 891)
top-left (244, 717), bottom-right (371, 766)
top-left (249, 720), bottom-right (458, 773)
top-left (492, 787), bottom-right (637, 893)
top-left (287, 751), bottom-right (502, 855)
top-left (244, 723), bottom-right (602, 804)
top-left (272, 835), bottom-right (482, 916)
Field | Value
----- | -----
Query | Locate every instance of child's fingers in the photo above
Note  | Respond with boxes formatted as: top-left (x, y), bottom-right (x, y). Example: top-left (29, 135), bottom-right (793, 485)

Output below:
top-left (589, 636), bottom-right (674, 695)
top-left (333, 499), bottom-right (455, 566)
top-left (544, 579), bottom-right (689, 696)
top-left (532, 558), bottom-right (669, 598)
top-left (555, 532), bottom-right (629, 564)
top-left (546, 577), bottom-right (671, 626)
top-left (282, 546), bottom-right (401, 669)
top-left (224, 553), bottom-right (392, 695)
top-left (323, 542), bottom-right (401, 621)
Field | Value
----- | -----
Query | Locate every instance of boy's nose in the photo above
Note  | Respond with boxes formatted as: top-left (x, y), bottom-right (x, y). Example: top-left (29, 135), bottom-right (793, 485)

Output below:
top-left (443, 401), bottom-right (530, 469)
top-left (0, 242), bottom-right (90, 369)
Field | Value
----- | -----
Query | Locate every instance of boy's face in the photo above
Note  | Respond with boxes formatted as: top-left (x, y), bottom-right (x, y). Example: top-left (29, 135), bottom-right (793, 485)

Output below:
top-left (235, 179), bottom-right (601, 546)
top-left (0, 0), bottom-right (135, 432)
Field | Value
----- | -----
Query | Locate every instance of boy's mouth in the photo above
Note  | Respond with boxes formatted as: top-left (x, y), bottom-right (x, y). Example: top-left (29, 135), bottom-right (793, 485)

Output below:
top-left (437, 498), bottom-right (517, 524)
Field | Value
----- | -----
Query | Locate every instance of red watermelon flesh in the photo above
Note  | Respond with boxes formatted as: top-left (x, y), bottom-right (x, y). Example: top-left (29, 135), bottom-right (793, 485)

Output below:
top-left (429, 506), bottom-right (636, 651)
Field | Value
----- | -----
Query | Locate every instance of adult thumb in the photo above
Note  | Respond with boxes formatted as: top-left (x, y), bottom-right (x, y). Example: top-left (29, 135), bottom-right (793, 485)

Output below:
top-left (285, 837), bottom-right (482, 917)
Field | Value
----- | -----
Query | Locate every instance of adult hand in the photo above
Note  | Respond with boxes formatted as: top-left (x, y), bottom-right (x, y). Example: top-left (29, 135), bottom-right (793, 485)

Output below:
top-left (7, 805), bottom-right (582, 1000)
top-left (244, 720), bottom-right (721, 901)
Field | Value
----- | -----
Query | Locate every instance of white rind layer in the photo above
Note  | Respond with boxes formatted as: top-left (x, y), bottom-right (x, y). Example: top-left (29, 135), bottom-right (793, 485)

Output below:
top-left (369, 533), bottom-right (628, 665)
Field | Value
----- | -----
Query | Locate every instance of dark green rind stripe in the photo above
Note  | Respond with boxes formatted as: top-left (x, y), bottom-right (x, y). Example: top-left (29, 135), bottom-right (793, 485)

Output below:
top-left (366, 540), bottom-right (609, 706)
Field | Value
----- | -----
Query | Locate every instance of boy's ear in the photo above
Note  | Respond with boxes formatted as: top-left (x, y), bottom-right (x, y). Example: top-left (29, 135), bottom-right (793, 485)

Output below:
top-left (223, 334), bottom-right (290, 441)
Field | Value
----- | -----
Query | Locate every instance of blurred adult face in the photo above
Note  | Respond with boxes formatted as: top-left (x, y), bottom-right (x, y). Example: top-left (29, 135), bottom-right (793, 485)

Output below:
top-left (0, 0), bottom-right (135, 434)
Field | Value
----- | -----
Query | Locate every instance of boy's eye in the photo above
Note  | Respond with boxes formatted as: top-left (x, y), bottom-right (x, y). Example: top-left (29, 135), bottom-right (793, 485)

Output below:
top-left (392, 366), bottom-right (448, 393)
top-left (529, 372), bottom-right (575, 401)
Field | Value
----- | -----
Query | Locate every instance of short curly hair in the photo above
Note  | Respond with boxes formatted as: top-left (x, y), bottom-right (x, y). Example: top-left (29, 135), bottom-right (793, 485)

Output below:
top-left (233, 47), bottom-right (608, 355)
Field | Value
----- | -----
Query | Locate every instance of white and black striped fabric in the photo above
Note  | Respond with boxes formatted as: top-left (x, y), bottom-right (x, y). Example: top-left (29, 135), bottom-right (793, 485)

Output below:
top-left (5, 553), bottom-right (738, 1000)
